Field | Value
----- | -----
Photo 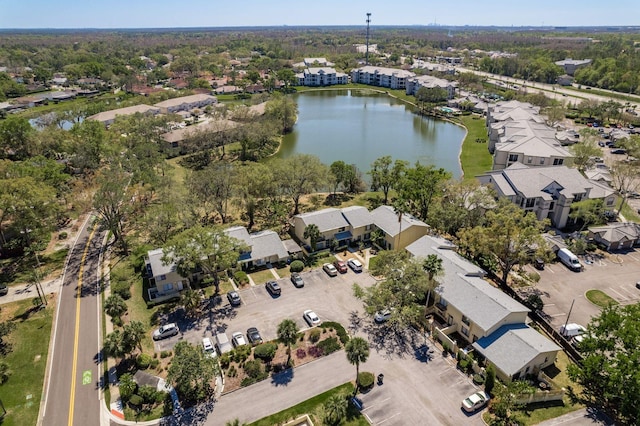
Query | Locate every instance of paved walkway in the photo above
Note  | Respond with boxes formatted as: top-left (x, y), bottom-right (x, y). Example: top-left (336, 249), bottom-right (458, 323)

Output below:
top-left (535, 407), bottom-right (614, 426)
top-left (0, 274), bottom-right (63, 306)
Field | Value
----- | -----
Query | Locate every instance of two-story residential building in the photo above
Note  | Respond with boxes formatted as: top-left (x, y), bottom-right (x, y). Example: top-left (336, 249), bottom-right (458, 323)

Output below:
top-left (292, 205), bottom-right (429, 252)
top-left (295, 67), bottom-right (348, 87)
top-left (144, 248), bottom-right (188, 303)
top-left (492, 135), bottom-right (574, 170)
top-left (477, 163), bottom-right (616, 229)
top-left (350, 66), bottom-right (415, 90)
top-left (405, 75), bottom-right (457, 99)
top-left (154, 94), bottom-right (218, 114)
top-left (407, 235), bottom-right (560, 382)
top-left (87, 104), bottom-right (161, 126)
top-left (225, 226), bottom-right (290, 269)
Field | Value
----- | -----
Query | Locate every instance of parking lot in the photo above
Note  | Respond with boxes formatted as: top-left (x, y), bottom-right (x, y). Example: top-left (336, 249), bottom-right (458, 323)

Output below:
top-left (525, 250), bottom-right (640, 331)
top-left (153, 263), bottom-right (485, 425)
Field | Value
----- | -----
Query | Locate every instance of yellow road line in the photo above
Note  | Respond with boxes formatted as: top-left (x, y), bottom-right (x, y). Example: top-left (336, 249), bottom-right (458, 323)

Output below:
top-left (68, 224), bottom-right (97, 426)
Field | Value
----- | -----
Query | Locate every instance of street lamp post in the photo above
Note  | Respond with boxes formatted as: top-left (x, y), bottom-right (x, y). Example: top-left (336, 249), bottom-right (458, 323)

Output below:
top-left (561, 298), bottom-right (576, 337)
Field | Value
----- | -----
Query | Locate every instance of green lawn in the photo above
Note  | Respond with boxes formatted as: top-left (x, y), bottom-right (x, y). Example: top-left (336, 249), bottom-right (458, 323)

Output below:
top-left (0, 297), bottom-right (54, 426)
top-left (249, 268), bottom-right (277, 285)
top-left (620, 200), bottom-right (640, 222)
top-left (586, 289), bottom-right (619, 308)
top-left (248, 382), bottom-right (367, 426)
top-left (456, 115), bottom-right (493, 179)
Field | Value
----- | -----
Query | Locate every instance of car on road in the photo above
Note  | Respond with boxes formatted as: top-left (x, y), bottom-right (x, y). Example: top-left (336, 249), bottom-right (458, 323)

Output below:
top-left (611, 148), bottom-right (627, 155)
top-left (347, 258), bottom-right (363, 272)
top-left (227, 290), bottom-right (241, 306)
top-left (333, 260), bottom-right (348, 273)
top-left (303, 309), bottom-right (321, 326)
top-left (0, 284), bottom-right (7, 296)
top-left (374, 309), bottom-right (392, 323)
top-left (246, 327), bottom-right (263, 345)
top-left (153, 323), bottom-right (179, 340)
top-left (323, 263), bottom-right (338, 277)
top-left (461, 391), bottom-right (490, 413)
top-left (202, 337), bottom-right (216, 358)
top-left (290, 272), bottom-right (304, 288)
top-left (266, 280), bottom-right (281, 296)
top-left (231, 332), bottom-right (247, 347)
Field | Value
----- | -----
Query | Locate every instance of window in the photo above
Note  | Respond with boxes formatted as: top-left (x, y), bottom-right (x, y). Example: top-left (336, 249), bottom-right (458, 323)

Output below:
top-left (549, 201), bottom-right (555, 211)
top-left (527, 156), bottom-right (533, 164)
top-left (574, 194), bottom-right (583, 202)
top-left (553, 158), bottom-right (564, 165)
top-left (461, 326), bottom-right (469, 337)
top-left (606, 198), bottom-right (614, 206)
top-left (461, 315), bottom-right (470, 326)
top-left (525, 198), bottom-right (535, 208)
top-left (160, 274), bottom-right (166, 281)
top-left (508, 154), bottom-right (519, 162)
top-left (540, 158), bottom-right (546, 165)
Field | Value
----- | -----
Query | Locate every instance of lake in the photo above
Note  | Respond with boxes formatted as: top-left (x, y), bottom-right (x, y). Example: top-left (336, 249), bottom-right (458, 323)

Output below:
top-left (276, 90), bottom-right (465, 178)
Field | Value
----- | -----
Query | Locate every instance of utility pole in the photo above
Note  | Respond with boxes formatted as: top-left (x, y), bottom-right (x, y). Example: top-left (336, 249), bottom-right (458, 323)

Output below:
top-left (561, 298), bottom-right (575, 337)
top-left (365, 13), bottom-right (371, 65)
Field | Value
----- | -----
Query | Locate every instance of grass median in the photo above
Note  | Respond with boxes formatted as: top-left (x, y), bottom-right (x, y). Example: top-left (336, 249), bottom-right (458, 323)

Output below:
top-left (456, 114), bottom-right (493, 179)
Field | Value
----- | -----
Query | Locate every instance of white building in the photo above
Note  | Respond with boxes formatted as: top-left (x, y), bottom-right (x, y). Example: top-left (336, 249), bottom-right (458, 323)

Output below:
top-left (87, 104), bottom-right (161, 126)
top-left (295, 67), bottom-right (348, 87)
top-left (154, 94), bottom-right (218, 114)
top-left (350, 66), bottom-right (415, 90)
top-left (406, 75), bottom-right (457, 99)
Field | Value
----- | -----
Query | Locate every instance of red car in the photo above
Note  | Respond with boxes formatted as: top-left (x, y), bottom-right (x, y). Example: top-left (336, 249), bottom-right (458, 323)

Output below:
top-left (333, 260), bottom-right (348, 273)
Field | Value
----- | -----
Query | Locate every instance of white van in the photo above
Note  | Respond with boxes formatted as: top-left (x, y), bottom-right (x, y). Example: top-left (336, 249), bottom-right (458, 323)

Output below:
top-left (557, 248), bottom-right (582, 272)
top-left (559, 323), bottom-right (586, 338)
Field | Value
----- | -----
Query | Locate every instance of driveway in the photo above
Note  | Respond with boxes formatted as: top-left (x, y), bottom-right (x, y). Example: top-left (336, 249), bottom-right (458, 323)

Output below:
top-left (522, 250), bottom-right (640, 330)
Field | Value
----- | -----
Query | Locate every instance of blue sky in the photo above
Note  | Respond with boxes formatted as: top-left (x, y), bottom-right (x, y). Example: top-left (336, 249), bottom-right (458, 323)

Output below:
top-left (1, 0), bottom-right (637, 28)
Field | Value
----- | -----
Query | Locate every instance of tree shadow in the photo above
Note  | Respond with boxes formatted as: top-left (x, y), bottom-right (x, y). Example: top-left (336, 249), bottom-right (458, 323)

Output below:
top-left (270, 365), bottom-right (294, 387)
top-left (159, 398), bottom-right (215, 426)
top-left (363, 321), bottom-right (418, 359)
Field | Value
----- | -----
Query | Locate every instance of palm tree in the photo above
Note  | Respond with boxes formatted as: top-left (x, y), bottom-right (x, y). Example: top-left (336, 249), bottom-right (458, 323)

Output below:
top-left (103, 330), bottom-right (127, 361)
top-left (303, 223), bottom-right (320, 253)
top-left (123, 321), bottom-right (145, 353)
top-left (345, 337), bottom-right (370, 390)
top-left (181, 289), bottom-right (202, 317)
top-left (323, 393), bottom-right (348, 425)
top-left (277, 319), bottom-right (299, 366)
top-left (104, 294), bottom-right (127, 322)
top-left (422, 254), bottom-right (443, 308)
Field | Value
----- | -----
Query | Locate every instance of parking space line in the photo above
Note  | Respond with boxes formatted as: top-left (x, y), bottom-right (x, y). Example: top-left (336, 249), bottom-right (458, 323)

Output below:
top-left (617, 286), bottom-right (636, 299)
top-left (362, 397), bottom-right (391, 412)
top-left (377, 412), bottom-right (402, 424)
top-left (608, 287), bottom-right (628, 301)
top-left (546, 266), bottom-right (555, 273)
top-left (543, 303), bottom-right (556, 307)
top-left (628, 254), bottom-right (640, 262)
top-left (550, 313), bottom-right (566, 317)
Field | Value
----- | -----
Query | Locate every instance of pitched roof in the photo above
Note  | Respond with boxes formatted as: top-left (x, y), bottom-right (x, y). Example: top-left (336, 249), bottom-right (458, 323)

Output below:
top-left (154, 94), bottom-right (217, 108)
top-left (436, 274), bottom-right (529, 332)
top-left (162, 119), bottom-right (237, 144)
top-left (406, 235), bottom-right (485, 277)
top-left (249, 230), bottom-right (289, 261)
top-left (473, 323), bottom-right (561, 377)
top-left (147, 248), bottom-right (177, 277)
top-left (495, 134), bottom-right (572, 158)
top-left (295, 208), bottom-right (350, 233)
top-left (589, 223), bottom-right (640, 243)
top-left (354, 66), bottom-right (415, 79)
top-left (370, 205), bottom-right (429, 237)
top-left (87, 104), bottom-right (160, 123)
top-left (224, 226), bottom-right (253, 247)
top-left (341, 206), bottom-right (373, 229)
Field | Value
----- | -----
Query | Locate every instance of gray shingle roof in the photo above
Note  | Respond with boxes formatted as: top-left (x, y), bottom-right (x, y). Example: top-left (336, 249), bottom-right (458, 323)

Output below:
top-left (371, 205), bottom-right (428, 237)
top-left (472, 323), bottom-right (561, 377)
top-left (147, 248), bottom-right (177, 277)
top-left (406, 235), bottom-right (485, 278)
top-left (435, 274), bottom-right (529, 332)
top-left (249, 230), bottom-right (289, 261)
top-left (225, 226), bottom-right (253, 247)
top-left (341, 206), bottom-right (373, 229)
top-left (295, 208), bottom-right (350, 233)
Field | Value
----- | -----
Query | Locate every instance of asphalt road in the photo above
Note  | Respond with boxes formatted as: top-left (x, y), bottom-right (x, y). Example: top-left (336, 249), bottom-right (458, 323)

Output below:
top-left (41, 216), bottom-right (104, 426)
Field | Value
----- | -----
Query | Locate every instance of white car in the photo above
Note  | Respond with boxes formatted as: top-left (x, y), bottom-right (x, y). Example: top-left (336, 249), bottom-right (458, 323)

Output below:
top-left (374, 309), bottom-right (392, 323)
top-left (461, 391), bottom-right (490, 412)
top-left (231, 332), bottom-right (247, 347)
top-left (303, 309), bottom-right (321, 326)
top-left (202, 337), bottom-right (216, 358)
top-left (347, 258), bottom-right (363, 272)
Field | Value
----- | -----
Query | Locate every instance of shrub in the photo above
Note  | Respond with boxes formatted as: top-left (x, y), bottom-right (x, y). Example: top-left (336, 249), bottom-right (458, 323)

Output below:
top-left (320, 321), bottom-right (349, 344)
top-left (118, 373), bottom-right (137, 402)
top-left (160, 350), bottom-right (172, 359)
top-left (458, 359), bottom-right (469, 371)
top-left (136, 353), bottom-right (153, 370)
top-left (112, 280), bottom-right (132, 300)
top-left (358, 371), bottom-right (375, 388)
top-left (129, 394), bottom-right (143, 407)
top-left (233, 271), bottom-right (249, 285)
top-left (317, 337), bottom-right (341, 355)
top-left (253, 342), bottom-right (277, 361)
top-left (58, 231), bottom-right (68, 240)
top-left (473, 374), bottom-right (485, 385)
top-left (232, 345), bottom-right (251, 363)
top-left (150, 359), bottom-right (160, 369)
top-left (227, 365), bottom-right (237, 377)
top-left (308, 328), bottom-right (322, 343)
top-left (244, 360), bottom-right (263, 378)
top-left (289, 260), bottom-right (304, 273)
top-left (308, 345), bottom-right (324, 357)
top-left (296, 348), bottom-right (307, 358)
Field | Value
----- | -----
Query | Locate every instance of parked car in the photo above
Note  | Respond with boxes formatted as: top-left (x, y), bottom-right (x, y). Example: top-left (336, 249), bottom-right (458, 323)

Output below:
top-left (266, 280), bottom-right (281, 296)
top-left (611, 148), bottom-right (627, 155)
top-left (333, 260), bottom-right (348, 273)
top-left (0, 284), bottom-right (8, 296)
top-left (231, 332), bottom-right (247, 347)
top-left (559, 323), bottom-right (586, 338)
top-left (153, 323), bottom-right (179, 340)
top-left (290, 272), bottom-right (304, 288)
top-left (323, 263), bottom-right (338, 277)
top-left (636, 281), bottom-right (640, 290)
top-left (598, 141), bottom-right (606, 147)
top-left (215, 332), bottom-right (233, 355)
top-left (246, 327), bottom-right (263, 345)
top-left (374, 309), bottom-right (392, 323)
top-left (202, 337), bottom-right (216, 358)
top-left (347, 258), bottom-right (363, 272)
top-left (461, 391), bottom-right (490, 412)
top-left (303, 309), bottom-right (321, 326)
top-left (227, 290), bottom-right (241, 306)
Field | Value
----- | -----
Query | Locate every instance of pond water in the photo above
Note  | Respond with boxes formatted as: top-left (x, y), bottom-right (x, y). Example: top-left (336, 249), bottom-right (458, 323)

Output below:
top-left (276, 90), bottom-right (465, 178)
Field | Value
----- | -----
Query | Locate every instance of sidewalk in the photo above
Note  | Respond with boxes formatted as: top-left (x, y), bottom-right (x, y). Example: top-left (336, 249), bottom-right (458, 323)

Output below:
top-left (0, 273), bottom-right (63, 306)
